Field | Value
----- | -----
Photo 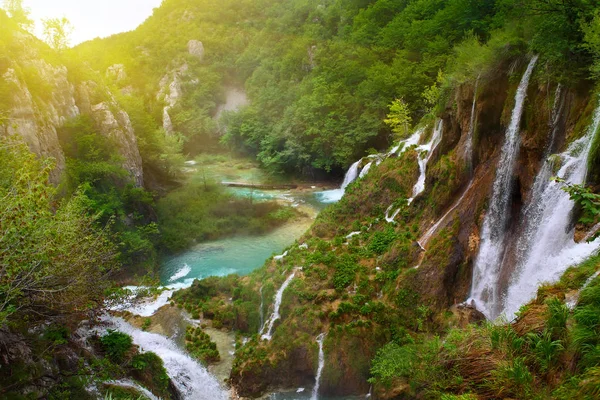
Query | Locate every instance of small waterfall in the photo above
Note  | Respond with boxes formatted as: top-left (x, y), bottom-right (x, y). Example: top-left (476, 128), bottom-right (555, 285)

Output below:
top-left (385, 204), bottom-right (402, 223)
top-left (259, 286), bottom-right (265, 333)
top-left (470, 55), bottom-right (539, 318)
top-left (567, 271), bottom-right (600, 310)
top-left (105, 379), bottom-right (160, 400)
top-left (261, 271), bottom-right (297, 340)
top-left (388, 128), bottom-right (424, 157)
top-left (342, 160), bottom-right (361, 189)
top-left (503, 99), bottom-right (600, 318)
top-left (359, 161), bottom-right (373, 178)
top-left (311, 333), bottom-right (327, 400)
top-left (94, 316), bottom-right (228, 400)
top-left (408, 120), bottom-right (444, 203)
top-left (317, 160), bottom-right (362, 203)
top-left (464, 75), bottom-right (480, 172)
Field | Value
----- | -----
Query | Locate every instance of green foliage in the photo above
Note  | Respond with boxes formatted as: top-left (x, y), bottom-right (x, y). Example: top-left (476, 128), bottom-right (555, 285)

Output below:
top-left (184, 326), bottom-right (220, 364)
top-left (369, 226), bottom-right (397, 255)
top-left (384, 98), bottom-right (412, 137)
top-left (157, 179), bottom-right (295, 252)
top-left (332, 254), bottom-right (359, 291)
top-left (100, 330), bottom-right (133, 363)
top-left (0, 139), bottom-right (120, 326)
top-left (555, 178), bottom-right (600, 240)
top-left (369, 342), bottom-right (417, 387)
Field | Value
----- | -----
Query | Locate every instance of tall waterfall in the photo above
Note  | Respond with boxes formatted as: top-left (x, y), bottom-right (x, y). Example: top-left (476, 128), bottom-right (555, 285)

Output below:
top-left (261, 270), bottom-right (297, 340)
top-left (311, 333), bottom-right (327, 400)
top-left (464, 75), bottom-right (480, 172)
top-left (408, 120), bottom-right (444, 203)
top-left (95, 316), bottom-right (228, 400)
top-left (469, 56), bottom-right (539, 318)
top-left (503, 99), bottom-right (600, 317)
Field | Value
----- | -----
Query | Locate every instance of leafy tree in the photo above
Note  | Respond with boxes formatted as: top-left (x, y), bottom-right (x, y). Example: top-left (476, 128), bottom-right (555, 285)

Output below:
top-left (0, 139), bottom-right (120, 327)
top-left (42, 17), bottom-right (73, 50)
top-left (2, 0), bottom-right (32, 30)
top-left (384, 98), bottom-right (412, 137)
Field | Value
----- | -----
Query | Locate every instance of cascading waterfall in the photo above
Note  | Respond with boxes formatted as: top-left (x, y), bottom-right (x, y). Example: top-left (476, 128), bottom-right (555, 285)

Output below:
top-left (317, 160), bottom-right (362, 203)
top-left (502, 99), bottom-right (600, 318)
top-left (464, 75), bottom-right (480, 172)
top-left (311, 333), bottom-right (327, 400)
top-left (106, 380), bottom-right (160, 400)
top-left (359, 161), bottom-right (373, 178)
top-left (408, 120), bottom-right (444, 203)
top-left (259, 285), bottom-right (265, 333)
top-left (567, 271), bottom-right (600, 310)
top-left (469, 55), bottom-right (539, 319)
top-left (93, 316), bottom-right (228, 400)
top-left (261, 270), bottom-right (297, 340)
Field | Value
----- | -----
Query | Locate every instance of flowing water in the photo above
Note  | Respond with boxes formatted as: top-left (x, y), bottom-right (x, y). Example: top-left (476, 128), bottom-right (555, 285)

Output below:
top-left (93, 316), bottom-right (229, 400)
top-left (261, 270), bottom-right (297, 341)
top-left (469, 56), bottom-right (539, 318)
top-left (317, 160), bottom-right (362, 203)
top-left (464, 75), bottom-right (480, 173)
top-left (408, 120), bottom-right (444, 203)
top-left (502, 99), bottom-right (600, 318)
top-left (104, 379), bottom-right (160, 400)
top-left (311, 333), bottom-right (327, 400)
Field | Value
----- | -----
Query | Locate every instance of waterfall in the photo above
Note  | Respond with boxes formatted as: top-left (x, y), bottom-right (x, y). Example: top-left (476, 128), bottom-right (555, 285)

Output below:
top-left (106, 379), bottom-right (160, 400)
top-left (464, 75), bottom-right (480, 172)
top-left (388, 129), bottom-right (423, 157)
top-left (311, 333), bottom-right (327, 400)
top-left (385, 204), bottom-right (402, 223)
top-left (261, 271), bottom-right (297, 340)
top-left (317, 160), bottom-right (362, 203)
top-left (94, 316), bottom-right (228, 400)
top-left (259, 286), bottom-right (265, 333)
top-left (469, 56), bottom-right (539, 318)
top-left (567, 271), bottom-right (600, 310)
top-left (408, 120), bottom-right (444, 203)
top-left (359, 161), bottom-right (373, 178)
top-left (502, 99), bottom-right (600, 318)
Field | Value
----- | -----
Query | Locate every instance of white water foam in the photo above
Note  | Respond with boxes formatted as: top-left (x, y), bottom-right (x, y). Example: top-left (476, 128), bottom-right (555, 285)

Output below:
top-left (311, 333), bottom-right (327, 400)
top-left (408, 120), bottom-right (444, 203)
top-left (169, 264), bottom-right (191, 282)
top-left (94, 316), bottom-right (228, 400)
top-left (470, 56), bottom-right (539, 319)
top-left (261, 271), bottom-right (297, 340)
top-left (502, 99), bottom-right (600, 318)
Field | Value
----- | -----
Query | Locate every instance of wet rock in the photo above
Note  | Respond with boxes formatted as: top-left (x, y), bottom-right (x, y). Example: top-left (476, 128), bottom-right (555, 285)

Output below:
top-left (449, 303), bottom-right (486, 328)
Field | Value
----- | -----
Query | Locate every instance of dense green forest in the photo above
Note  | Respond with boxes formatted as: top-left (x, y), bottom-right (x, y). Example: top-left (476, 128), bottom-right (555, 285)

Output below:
top-left (74, 0), bottom-right (600, 176)
top-left (2, 0), bottom-right (600, 399)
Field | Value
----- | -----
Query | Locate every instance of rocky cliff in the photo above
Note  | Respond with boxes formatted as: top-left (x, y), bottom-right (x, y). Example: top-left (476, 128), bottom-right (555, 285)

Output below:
top-left (0, 32), bottom-right (144, 186)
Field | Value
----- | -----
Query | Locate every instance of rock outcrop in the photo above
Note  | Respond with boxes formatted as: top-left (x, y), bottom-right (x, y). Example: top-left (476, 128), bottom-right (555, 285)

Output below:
top-left (0, 34), bottom-right (144, 186)
top-left (157, 63), bottom-right (188, 135)
top-left (187, 40), bottom-right (205, 60)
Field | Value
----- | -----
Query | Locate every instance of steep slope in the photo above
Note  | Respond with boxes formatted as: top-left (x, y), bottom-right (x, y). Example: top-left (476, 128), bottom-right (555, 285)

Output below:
top-left (0, 15), bottom-right (144, 185)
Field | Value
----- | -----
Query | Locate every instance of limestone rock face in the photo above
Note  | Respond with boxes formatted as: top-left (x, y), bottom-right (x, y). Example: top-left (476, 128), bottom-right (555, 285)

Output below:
top-left (106, 64), bottom-right (127, 83)
top-left (187, 40), bottom-right (205, 60)
top-left (1, 58), bottom-right (81, 182)
top-left (90, 102), bottom-right (144, 186)
top-left (157, 63), bottom-right (189, 135)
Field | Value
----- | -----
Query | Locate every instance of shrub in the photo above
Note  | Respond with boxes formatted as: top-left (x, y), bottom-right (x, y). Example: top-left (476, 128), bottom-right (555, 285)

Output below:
top-left (100, 330), bottom-right (133, 362)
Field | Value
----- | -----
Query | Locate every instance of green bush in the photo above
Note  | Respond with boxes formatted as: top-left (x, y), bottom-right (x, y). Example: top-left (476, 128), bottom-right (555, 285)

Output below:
top-left (100, 330), bottom-right (133, 362)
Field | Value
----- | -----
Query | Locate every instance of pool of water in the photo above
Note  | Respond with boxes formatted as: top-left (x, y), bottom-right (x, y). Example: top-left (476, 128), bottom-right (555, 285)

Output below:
top-left (160, 219), bottom-right (313, 286)
top-left (267, 391), bottom-right (367, 400)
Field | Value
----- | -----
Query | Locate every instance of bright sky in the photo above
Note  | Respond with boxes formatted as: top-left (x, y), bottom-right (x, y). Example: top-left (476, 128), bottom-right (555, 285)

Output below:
top-left (25, 0), bottom-right (164, 46)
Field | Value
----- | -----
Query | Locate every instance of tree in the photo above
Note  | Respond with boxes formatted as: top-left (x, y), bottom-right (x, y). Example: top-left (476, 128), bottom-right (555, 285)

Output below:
top-left (384, 98), bottom-right (412, 138)
top-left (2, 0), bottom-right (33, 30)
top-left (0, 139), bottom-right (120, 327)
top-left (42, 17), bottom-right (73, 50)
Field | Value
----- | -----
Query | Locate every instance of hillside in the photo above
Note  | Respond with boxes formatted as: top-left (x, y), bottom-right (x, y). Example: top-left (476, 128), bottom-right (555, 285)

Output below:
top-left (2, 0), bottom-right (600, 399)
